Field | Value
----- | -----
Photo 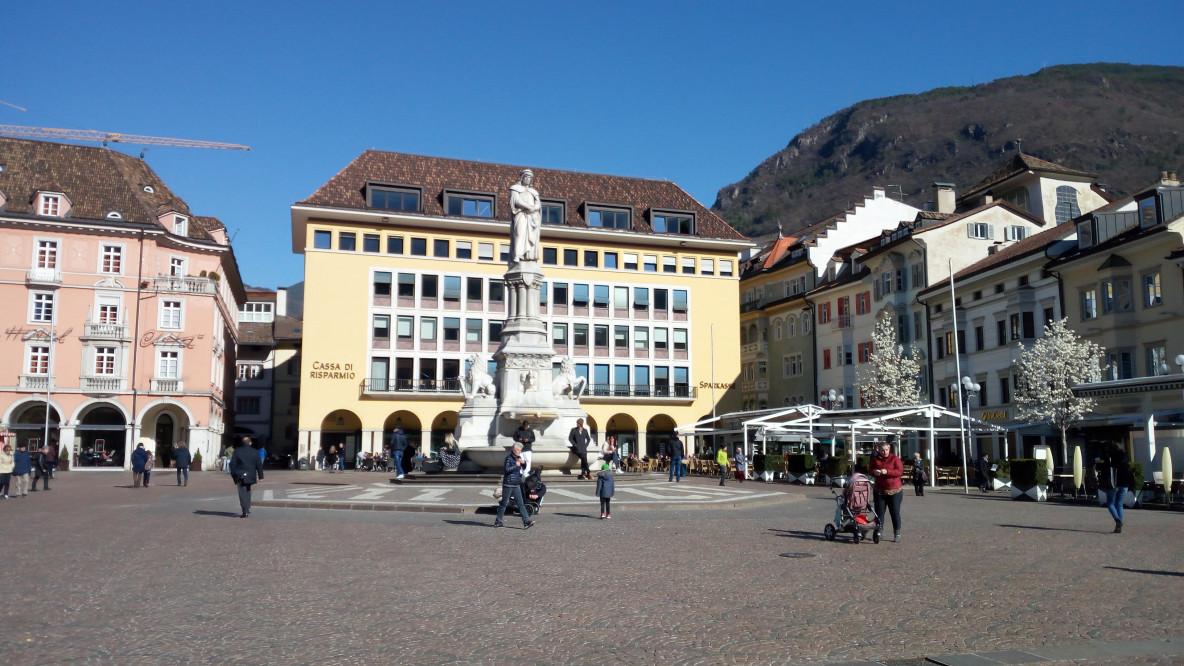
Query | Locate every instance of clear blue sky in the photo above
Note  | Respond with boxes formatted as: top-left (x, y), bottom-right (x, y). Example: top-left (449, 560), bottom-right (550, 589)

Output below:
top-left (3, 1), bottom-right (1180, 289)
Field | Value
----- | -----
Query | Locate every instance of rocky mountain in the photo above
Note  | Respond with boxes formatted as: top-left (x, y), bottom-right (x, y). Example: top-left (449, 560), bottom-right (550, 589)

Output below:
top-left (713, 64), bottom-right (1184, 238)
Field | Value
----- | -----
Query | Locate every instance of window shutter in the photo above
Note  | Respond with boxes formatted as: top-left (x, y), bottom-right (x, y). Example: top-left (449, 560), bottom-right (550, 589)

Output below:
top-left (987, 224), bottom-right (996, 240)
top-left (874, 281), bottom-right (881, 300)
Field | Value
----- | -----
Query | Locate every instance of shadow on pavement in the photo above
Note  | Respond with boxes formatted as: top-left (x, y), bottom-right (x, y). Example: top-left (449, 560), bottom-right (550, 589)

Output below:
top-left (1104, 566), bottom-right (1184, 577)
top-left (997, 523), bottom-right (1100, 534)
top-left (442, 519), bottom-right (489, 527)
top-left (193, 510), bottom-right (240, 518)
top-left (553, 512), bottom-right (597, 520)
top-left (290, 482), bottom-right (350, 486)
top-left (767, 528), bottom-right (827, 541)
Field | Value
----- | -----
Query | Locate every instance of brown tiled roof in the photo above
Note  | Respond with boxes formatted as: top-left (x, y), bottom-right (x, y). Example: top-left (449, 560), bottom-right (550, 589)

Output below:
top-left (299, 150), bottom-right (746, 241)
top-left (237, 322), bottom-right (274, 345)
top-left (959, 153), bottom-right (1096, 202)
top-left (0, 137), bottom-right (218, 242)
top-left (273, 315), bottom-right (303, 341)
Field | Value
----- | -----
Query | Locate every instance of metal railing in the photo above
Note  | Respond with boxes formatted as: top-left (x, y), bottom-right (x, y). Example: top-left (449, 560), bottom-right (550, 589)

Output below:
top-left (586, 383), bottom-right (694, 399)
top-left (362, 378), bottom-right (464, 394)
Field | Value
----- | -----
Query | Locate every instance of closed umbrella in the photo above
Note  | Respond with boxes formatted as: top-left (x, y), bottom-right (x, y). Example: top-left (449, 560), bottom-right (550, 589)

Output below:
top-left (1072, 446), bottom-right (1083, 493)
top-left (1163, 447), bottom-right (1174, 502)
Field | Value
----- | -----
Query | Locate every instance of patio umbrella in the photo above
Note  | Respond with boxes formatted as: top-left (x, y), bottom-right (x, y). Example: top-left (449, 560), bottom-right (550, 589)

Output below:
top-left (1072, 446), bottom-right (1083, 491)
top-left (1162, 447), bottom-right (1173, 498)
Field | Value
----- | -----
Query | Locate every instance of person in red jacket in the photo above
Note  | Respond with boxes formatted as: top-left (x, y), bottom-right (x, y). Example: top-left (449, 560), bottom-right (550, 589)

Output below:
top-left (868, 438), bottom-right (904, 543)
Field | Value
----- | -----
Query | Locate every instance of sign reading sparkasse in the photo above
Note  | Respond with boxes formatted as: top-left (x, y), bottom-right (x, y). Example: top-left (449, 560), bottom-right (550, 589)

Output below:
top-left (309, 361), bottom-right (356, 379)
top-left (699, 381), bottom-right (734, 389)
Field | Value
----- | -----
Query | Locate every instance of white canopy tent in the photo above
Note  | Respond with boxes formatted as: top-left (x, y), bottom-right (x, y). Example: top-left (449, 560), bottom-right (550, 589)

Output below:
top-left (677, 404), bottom-right (1007, 492)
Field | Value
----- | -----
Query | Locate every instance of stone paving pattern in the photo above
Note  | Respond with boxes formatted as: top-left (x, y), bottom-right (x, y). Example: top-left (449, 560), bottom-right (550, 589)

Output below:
top-left (2, 470), bottom-right (1182, 665)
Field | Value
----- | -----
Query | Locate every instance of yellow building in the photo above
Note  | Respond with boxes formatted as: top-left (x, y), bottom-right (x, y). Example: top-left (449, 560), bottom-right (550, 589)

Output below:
top-left (290, 151), bottom-right (749, 465)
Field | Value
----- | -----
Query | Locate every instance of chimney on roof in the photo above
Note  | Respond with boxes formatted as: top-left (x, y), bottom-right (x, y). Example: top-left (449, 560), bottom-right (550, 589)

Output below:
top-left (934, 182), bottom-right (956, 214)
top-left (872, 186), bottom-right (885, 200)
top-left (1161, 171), bottom-right (1180, 187)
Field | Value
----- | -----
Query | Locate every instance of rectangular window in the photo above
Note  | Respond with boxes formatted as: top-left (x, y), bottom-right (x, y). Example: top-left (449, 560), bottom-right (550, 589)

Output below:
top-left (396, 273), bottom-right (415, 298)
top-left (444, 276), bottom-right (462, 302)
top-left (1144, 272), bottom-right (1162, 307)
top-left (369, 186), bottom-right (420, 212)
top-left (1022, 311), bottom-right (1035, 339)
top-left (552, 282), bottom-right (568, 306)
top-left (28, 345), bottom-right (50, 374)
top-left (652, 212), bottom-right (694, 234)
top-left (563, 249), bottom-right (578, 266)
top-left (681, 257), bottom-right (696, 274)
top-left (40, 194), bottom-right (60, 216)
top-left (552, 323), bottom-right (568, 346)
top-left (639, 254), bottom-right (656, 272)
top-left (1081, 289), bottom-right (1098, 320)
top-left (673, 328), bottom-right (688, 351)
top-left (338, 232), bottom-right (356, 251)
top-left (583, 250), bottom-right (598, 267)
top-left (996, 320), bottom-right (1006, 347)
top-left (613, 286), bottom-right (628, 309)
top-left (488, 280), bottom-right (504, 304)
top-left (465, 319), bottom-right (482, 343)
top-left (654, 327), bottom-right (668, 351)
top-left (31, 292), bottom-right (54, 323)
top-left (974, 326), bottom-right (984, 351)
top-left (573, 283), bottom-right (589, 307)
top-left (720, 260), bottom-right (734, 277)
top-left (96, 346), bottom-right (117, 375)
top-left (700, 258), bottom-right (714, 275)
top-left (672, 290), bottom-right (688, 313)
top-left (662, 256), bottom-right (677, 273)
top-left (410, 238), bottom-right (427, 256)
top-left (633, 287), bottom-right (649, 311)
top-left (604, 252), bottom-right (618, 269)
top-left (674, 367), bottom-right (689, 396)
top-left (236, 364), bottom-right (262, 381)
top-left (386, 236), bottom-right (404, 254)
top-left (421, 274), bottom-right (438, 299)
top-left (157, 350), bottom-right (179, 378)
top-left (466, 277), bottom-right (483, 302)
top-left (446, 192), bottom-right (494, 218)
top-left (101, 245), bottom-right (122, 273)
top-left (455, 241), bottom-right (472, 259)
top-left (593, 285), bottom-right (610, 307)
top-left (372, 315), bottom-right (391, 342)
top-left (161, 300), bottom-right (182, 329)
top-left (613, 326), bottom-right (629, 349)
top-left (587, 207), bottom-right (630, 229)
top-left (373, 272), bottom-right (393, 300)
top-left (396, 316), bottom-right (413, 340)
top-left (624, 254), bottom-right (638, 271)
top-left (542, 202), bottom-right (564, 225)
top-left (999, 376), bottom-right (1011, 404)
top-left (420, 317), bottom-right (437, 341)
top-left (823, 348), bottom-right (832, 370)
top-left (361, 234), bottom-right (380, 253)
top-left (1108, 351), bottom-right (1135, 380)
top-left (478, 243), bottom-right (494, 261)
top-left (898, 314), bottom-right (911, 344)
top-left (499, 244), bottom-right (510, 262)
top-left (967, 222), bottom-right (991, 239)
top-left (654, 289), bottom-right (669, 311)
top-left (235, 397), bottom-right (261, 415)
top-left (488, 320), bottom-right (503, 341)
top-left (634, 366), bottom-right (650, 392)
top-left (433, 239), bottom-right (450, 257)
top-left (594, 325), bottom-right (609, 348)
top-left (36, 240), bottom-right (58, 268)
top-left (313, 230), bottom-right (331, 249)
top-left (573, 323), bottom-right (589, 346)
top-left (543, 247), bottom-right (557, 265)
top-left (1147, 345), bottom-right (1168, 376)
top-left (98, 301), bottom-right (119, 325)
top-left (443, 317), bottom-right (460, 342)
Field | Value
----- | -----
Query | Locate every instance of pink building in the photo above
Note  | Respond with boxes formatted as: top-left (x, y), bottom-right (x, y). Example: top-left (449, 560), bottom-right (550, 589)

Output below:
top-left (0, 138), bottom-right (245, 470)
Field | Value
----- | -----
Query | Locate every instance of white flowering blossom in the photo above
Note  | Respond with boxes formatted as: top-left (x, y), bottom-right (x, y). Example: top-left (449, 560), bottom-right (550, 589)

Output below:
top-left (859, 315), bottom-right (922, 408)
top-left (1013, 318), bottom-right (1105, 464)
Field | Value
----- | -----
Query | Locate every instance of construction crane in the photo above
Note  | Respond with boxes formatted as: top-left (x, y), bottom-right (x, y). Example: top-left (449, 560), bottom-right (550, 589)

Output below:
top-left (0, 124), bottom-right (249, 150)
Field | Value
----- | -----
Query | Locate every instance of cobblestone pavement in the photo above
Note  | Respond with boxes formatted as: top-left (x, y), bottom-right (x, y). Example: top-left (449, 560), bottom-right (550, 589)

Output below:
top-left (2, 470), bottom-right (1182, 665)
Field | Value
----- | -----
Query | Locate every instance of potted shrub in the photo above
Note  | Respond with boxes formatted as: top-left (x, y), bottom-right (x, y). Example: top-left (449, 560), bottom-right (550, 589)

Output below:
top-left (191, 451), bottom-right (203, 472)
top-left (753, 454), bottom-right (782, 482)
top-left (58, 445), bottom-right (70, 472)
top-left (825, 457), bottom-right (851, 487)
top-left (1099, 461), bottom-right (1146, 507)
top-left (1009, 458), bottom-right (1048, 501)
top-left (992, 460), bottom-right (1012, 491)
top-left (785, 453), bottom-right (816, 485)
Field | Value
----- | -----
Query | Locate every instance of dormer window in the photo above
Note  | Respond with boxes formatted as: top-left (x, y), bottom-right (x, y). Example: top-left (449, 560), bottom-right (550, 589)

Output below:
top-left (1054, 186), bottom-right (1080, 223)
top-left (445, 190), bottom-right (495, 218)
top-left (40, 193), bottom-right (61, 217)
top-left (367, 183), bottom-right (421, 212)
top-left (586, 204), bottom-right (631, 229)
top-left (142, 185), bottom-right (155, 194)
top-left (541, 200), bottom-right (565, 225)
top-left (174, 215), bottom-right (189, 237)
top-left (1138, 197), bottom-right (1158, 229)
top-left (106, 211), bottom-right (123, 220)
top-left (651, 209), bottom-right (696, 235)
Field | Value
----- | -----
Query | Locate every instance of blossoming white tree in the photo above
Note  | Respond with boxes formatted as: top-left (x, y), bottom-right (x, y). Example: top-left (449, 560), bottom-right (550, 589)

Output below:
top-left (1013, 318), bottom-right (1105, 465)
top-left (858, 315), bottom-right (922, 408)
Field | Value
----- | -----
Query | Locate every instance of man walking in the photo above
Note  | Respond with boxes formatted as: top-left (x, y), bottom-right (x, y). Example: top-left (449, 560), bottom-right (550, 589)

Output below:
top-left (494, 443), bottom-right (534, 529)
top-left (230, 437), bottom-right (265, 518)
top-left (716, 445), bottom-right (729, 486)
top-left (12, 443), bottom-right (32, 497)
top-left (668, 434), bottom-right (685, 482)
top-left (31, 444), bottom-right (51, 491)
top-left (388, 426), bottom-right (408, 480)
top-left (173, 441), bottom-right (192, 486)
top-left (568, 418), bottom-right (591, 479)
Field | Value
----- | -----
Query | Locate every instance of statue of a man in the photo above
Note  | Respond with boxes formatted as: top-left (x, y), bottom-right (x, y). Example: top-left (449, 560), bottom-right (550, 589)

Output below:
top-left (509, 169), bottom-right (541, 263)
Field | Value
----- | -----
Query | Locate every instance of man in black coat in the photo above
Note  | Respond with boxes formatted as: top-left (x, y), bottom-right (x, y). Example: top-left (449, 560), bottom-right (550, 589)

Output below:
top-left (31, 444), bottom-right (51, 491)
top-left (230, 438), bottom-right (265, 518)
top-left (173, 441), bottom-right (192, 486)
top-left (568, 418), bottom-right (591, 479)
top-left (667, 434), bottom-right (685, 482)
top-left (388, 427), bottom-right (409, 479)
top-left (514, 420), bottom-right (535, 474)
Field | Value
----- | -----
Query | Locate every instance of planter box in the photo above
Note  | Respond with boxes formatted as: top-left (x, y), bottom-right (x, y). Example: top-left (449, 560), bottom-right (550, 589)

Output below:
top-left (759, 470), bottom-right (775, 482)
top-left (829, 475), bottom-right (848, 488)
top-left (787, 471), bottom-right (816, 485)
top-left (1010, 484), bottom-right (1048, 501)
top-left (991, 476), bottom-right (1012, 491)
top-left (1097, 489), bottom-right (1142, 508)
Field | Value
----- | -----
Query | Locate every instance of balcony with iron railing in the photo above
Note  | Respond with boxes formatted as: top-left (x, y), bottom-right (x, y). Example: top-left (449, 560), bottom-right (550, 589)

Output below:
top-left (361, 378), bottom-right (464, 397)
top-left (26, 267), bottom-right (62, 286)
top-left (153, 275), bottom-right (215, 295)
top-left (584, 383), bottom-right (695, 400)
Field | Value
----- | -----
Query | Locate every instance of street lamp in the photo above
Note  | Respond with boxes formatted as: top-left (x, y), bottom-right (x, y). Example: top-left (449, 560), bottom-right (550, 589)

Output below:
top-left (953, 376), bottom-right (980, 494)
top-left (824, 389), bottom-right (845, 458)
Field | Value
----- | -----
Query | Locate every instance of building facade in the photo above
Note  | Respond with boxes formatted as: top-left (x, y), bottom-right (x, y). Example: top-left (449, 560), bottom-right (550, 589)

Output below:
top-left (0, 138), bottom-right (245, 469)
top-left (234, 287), bottom-right (276, 455)
top-left (291, 151), bottom-right (750, 466)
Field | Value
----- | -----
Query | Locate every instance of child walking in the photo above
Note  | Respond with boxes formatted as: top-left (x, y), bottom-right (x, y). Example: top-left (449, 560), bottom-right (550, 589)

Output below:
top-left (596, 462), bottom-right (615, 519)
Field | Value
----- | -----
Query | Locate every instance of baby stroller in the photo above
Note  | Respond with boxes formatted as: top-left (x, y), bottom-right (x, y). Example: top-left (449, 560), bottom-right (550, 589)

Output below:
top-left (506, 466), bottom-right (547, 517)
top-left (824, 472), bottom-right (880, 544)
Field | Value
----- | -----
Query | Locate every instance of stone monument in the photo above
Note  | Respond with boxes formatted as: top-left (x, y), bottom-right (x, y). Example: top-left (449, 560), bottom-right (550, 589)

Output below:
top-left (455, 169), bottom-right (590, 473)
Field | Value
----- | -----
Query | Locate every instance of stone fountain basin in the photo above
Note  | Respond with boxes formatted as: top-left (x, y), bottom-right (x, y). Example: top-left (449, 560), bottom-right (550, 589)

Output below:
top-left (464, 446), bottom-right (580, 472)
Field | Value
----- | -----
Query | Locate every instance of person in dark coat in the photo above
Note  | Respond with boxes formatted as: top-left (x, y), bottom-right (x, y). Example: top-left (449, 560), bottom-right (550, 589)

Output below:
top-left (12, 443), bottom-right (32, 497)
top-left (568, 418), bottom-right (591, 479)
top-left (173, 441), bottom-right (192, 486)
top-left (514, 421), bottom-right (535, 475)
top-left (388, 427), bottom-right (409, 479)
top-left (230, 438), bottom-right (265, 518)
top-left (975, 453), bottom-right (992, 493)
top-left (596, 462), bottom-right (615, 519)
top-left (131, 443), bottom-right (150, 488)
top-left (30, 444), bottom-right (51, 491)
top-left (1100, 443), bottom-right (1135, 533)
top-left (667, 434), bottom-right (685, 482)
top-left (494, 443), bottom-right (534, 529)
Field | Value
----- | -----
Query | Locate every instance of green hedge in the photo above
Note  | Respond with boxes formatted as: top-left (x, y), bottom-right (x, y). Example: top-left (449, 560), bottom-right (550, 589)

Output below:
top-left (786, 453), bottom-right (815, 474)
top-left (754, 454), bottom-right (784, 474)
top-left (1129, 462), bottom-right (1144, 487)
top-left (995, 460), bottom-right (1011, 478)
top-left (1009, 459), bottom-right (1049, 487)
top-left (855, 455), bottom-right (871, 474)
top-left (825, 457), bottom-right (851, 477)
